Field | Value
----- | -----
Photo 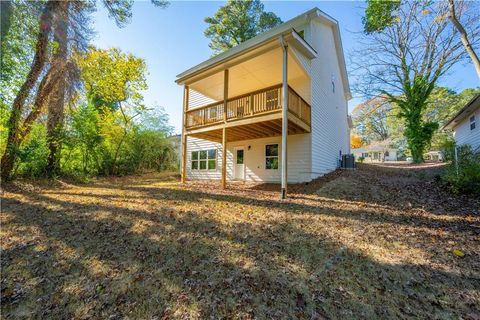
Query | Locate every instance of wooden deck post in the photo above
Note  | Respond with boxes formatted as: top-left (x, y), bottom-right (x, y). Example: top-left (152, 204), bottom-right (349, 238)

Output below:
top-left (222, 69), bottom-right (229, 189)
top-left (181, 85), bottom-right (189, 184)
top-left (281, 38), bottom-right (288, 199)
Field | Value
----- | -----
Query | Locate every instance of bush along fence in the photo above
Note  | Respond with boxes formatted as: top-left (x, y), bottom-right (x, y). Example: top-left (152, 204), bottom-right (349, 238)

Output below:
top-left (442, 144), bottom-right (480, 195)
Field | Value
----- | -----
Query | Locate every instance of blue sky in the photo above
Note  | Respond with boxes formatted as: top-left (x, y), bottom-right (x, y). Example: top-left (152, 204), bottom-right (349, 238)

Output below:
top-left (92, 1), bottom-right (479, 134)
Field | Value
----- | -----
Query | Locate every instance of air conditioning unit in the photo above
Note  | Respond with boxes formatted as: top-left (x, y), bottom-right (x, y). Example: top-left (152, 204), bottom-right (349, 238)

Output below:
top-left (341, 154), bottom-right (355, 169)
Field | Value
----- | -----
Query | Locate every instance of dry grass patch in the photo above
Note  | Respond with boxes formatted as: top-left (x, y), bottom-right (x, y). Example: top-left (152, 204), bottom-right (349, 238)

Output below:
top-left (1, 165), bottom-right (479, 319)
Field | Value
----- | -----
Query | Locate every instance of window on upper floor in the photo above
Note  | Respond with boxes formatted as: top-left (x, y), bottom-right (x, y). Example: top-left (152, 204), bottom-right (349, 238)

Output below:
top-left (331, 74), bottom-right (335, 93)
top-left (470, 115), bottom-right (476, 130)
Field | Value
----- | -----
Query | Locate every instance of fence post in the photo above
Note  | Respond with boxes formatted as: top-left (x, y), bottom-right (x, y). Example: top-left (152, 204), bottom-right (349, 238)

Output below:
top-left (454, 146), bottom-right (459, 176)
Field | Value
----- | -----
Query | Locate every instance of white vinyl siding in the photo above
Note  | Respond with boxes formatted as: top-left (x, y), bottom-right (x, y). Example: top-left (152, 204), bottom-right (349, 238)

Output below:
top-left (352, 149), bottom-right (398, 162)
top-left (183, 17), bottom-right (351, 183)
top-left (453, 108), bottom-right (480, 151)
top-left (186, 137), bottom-right (222, 180)
top-left (308, 19), bottom-right (350, 179)
top-left (186, 135), bottom-right (311, 183)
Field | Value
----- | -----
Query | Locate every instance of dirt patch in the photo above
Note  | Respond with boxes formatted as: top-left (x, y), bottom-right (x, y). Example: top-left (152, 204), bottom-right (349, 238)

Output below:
top-left (317, 176), bottom-right (390, 202)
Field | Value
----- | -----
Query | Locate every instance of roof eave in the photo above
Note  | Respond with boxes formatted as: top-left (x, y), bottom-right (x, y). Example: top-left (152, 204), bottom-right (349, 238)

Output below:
top-left (175, 28), bottom-right (316, 85)
top-left (443, 94), bottom-right (480, 130)
top-left (175, 9), bottom-right (318, 84)
top-left (175, 7), bottom-right (352, 100)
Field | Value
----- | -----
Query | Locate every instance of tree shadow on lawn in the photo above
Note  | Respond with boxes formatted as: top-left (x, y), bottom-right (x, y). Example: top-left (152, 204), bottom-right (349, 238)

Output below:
top-left (2, 183), bottom-right (479, 319)
top-left (117, 183), bottom-right (478, 235)
top-left (232, 163), bottom-right (478, 216)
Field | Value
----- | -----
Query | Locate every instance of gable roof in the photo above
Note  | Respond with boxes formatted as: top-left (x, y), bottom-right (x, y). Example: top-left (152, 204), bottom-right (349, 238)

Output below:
top-left (444, 94), bottom-right (480, 130)
top-left (175, 7), bottom-right (351, 100)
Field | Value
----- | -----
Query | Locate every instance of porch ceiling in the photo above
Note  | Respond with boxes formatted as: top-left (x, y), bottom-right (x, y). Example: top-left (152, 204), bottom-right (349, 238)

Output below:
top-left (188, 47), bottom-right (311, 105)
top-left (189, 117), bottom-right (309, 143)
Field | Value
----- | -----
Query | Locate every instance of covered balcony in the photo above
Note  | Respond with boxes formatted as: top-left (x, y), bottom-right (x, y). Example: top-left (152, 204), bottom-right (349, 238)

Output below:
top-left (185, 84), bottom-right (311, 142)
top-left (176, 28), bottom-right (317, 196)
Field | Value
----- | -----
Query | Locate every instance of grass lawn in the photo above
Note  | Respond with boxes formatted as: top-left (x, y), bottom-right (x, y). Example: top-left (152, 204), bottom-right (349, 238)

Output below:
top-left (1, 164), bottom-right (479, 319)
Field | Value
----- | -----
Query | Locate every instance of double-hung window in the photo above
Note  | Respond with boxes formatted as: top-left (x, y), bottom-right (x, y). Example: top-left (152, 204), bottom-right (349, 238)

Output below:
top-left (265, 144), bottom-right (279, 170)
top-left (191, 149), bottom-right (217, 170)
top-left (470, 115), bottom-right (476, 130)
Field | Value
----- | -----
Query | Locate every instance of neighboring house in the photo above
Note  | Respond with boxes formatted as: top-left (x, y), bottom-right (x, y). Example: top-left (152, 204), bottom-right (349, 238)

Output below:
top-left (175, 8), bottom-right (351, 197)
top-left (352, 139), bottom-right (398, 162)
top-left (444, 94), bottom-right (480, 151)
top-left (425, 151), bottom-right (444, 162)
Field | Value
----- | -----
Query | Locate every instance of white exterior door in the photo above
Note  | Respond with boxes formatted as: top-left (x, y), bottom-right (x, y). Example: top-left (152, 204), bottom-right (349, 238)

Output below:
top-left (234, 148), bottom-right (245, 180)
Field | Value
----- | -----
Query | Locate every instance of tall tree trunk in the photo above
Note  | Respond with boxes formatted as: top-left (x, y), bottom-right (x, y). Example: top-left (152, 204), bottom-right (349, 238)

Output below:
top-left (448, 0), bottom-right (480, 80)
top-left (21, 62), bottom-right (67, 141)
top-left (0, 1), bottom-right (56, 181)
top-left (46, 1), bottom-right (70, 176)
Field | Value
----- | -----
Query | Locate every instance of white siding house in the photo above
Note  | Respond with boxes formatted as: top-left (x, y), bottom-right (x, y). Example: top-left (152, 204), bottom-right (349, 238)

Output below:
top-left (352, 148), bottom-right (398, 162)
top-left (175, 8), bottom-right (351, 196)
top-left (444, 94), bottom-right (480, 151)
top-left (351, 139), bottom-right (398, 162)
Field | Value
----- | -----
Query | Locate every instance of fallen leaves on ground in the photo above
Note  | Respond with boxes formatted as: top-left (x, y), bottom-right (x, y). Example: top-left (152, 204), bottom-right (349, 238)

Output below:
top-left (1, 164), bottom-right (479, 319)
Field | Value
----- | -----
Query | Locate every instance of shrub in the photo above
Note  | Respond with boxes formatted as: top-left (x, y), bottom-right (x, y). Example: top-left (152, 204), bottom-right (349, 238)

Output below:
top-left (130, 130), bottom-right (178, 172)
top-left (357, 156), bottom-right (365, 163)
top-left (59, 104), bottom-right (177, 180)
top-left (439, 138), bottom-right (456, 162)
top-left (14, 124), bottom-right (49, 178)
top-left (442, 144), bottom-right (480, 195)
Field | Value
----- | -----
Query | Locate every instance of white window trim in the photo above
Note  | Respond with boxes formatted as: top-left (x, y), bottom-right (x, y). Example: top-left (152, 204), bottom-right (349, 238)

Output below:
top-left (191, 149), bottom-right (217, 171)
top-left (265, 143), bottom-right (279, 170)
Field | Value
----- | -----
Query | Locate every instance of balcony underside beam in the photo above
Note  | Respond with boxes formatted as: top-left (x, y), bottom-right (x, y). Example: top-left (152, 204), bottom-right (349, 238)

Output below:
top-left (187, 115), bottom-right (309, 143)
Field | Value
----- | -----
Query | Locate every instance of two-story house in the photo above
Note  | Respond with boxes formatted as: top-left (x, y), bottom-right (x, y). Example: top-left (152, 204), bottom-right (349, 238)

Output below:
top-left (175, 8), bottom-right (351, 198)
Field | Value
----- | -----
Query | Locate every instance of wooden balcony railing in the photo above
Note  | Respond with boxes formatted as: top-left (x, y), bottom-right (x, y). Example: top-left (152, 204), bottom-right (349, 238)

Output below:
top-left (185, 84), bottom-right (311, 129)
top-left (287, 87), bottom-right (311, 126)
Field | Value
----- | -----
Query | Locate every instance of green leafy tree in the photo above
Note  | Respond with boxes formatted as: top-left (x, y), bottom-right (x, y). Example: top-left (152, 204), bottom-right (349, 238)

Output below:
top-left (351, 97), bottom-right (391, 143)
top-left (1, 0), bottom-right (168, 181)
top-left (363, 0), bottom-right (400, 34)
top-left (78, 47), bottom-right (147, 110)
top-left (0, 1), bottom-right (39, 155)
top-left (77, 47), bottom-right (148, 174)
top-left (45, 0), bottom-right (169, 176)
top-left (63, 102), bottom-right (103, 176)
top-left (204, 0), bottom-right (282, 54)
top-left (354, 1), bottom-right (480, 162)
top-left (1, 1), bottom-right (60, 181)
top-left (62, 102), bottom-right (176, 179)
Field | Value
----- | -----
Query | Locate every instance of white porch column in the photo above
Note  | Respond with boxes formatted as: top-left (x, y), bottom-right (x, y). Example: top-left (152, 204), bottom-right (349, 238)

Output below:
top-left (222, 69), bottom-right (229, 189)
top-left (181, 85), bottom-right (189, 184)
top-left (281, 38), bottom-right (288, 199)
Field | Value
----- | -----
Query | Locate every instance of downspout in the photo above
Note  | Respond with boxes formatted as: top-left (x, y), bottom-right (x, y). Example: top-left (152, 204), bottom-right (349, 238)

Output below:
top-left (280, 36), bottom-right (288, 199)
